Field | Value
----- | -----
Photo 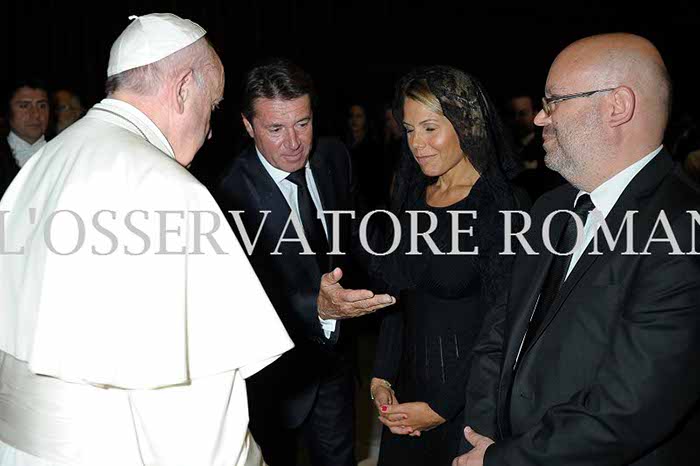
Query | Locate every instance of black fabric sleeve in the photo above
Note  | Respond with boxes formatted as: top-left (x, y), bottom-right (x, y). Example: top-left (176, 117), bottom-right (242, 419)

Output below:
top-left (372, 305), bottom-right (404, 383)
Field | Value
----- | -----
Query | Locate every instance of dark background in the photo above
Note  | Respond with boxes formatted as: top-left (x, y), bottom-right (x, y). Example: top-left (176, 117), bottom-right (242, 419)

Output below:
top-left (3, 1), bottom-right (699, 183)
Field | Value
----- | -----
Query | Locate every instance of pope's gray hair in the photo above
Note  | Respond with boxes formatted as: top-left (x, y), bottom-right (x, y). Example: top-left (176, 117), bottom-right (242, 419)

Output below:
top-left (105, 37), bottom-right (215, 96)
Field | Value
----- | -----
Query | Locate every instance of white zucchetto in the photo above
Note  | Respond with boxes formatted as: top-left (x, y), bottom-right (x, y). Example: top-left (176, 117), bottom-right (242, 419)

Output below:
top-left (107, 13), bottom-right (206, 77)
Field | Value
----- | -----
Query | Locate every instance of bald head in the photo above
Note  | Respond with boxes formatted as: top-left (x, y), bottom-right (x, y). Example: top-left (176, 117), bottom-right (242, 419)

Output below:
top-left (551, 33), bottom-right (671, 134)
top-left (534, 34), bottom-right (671, 191)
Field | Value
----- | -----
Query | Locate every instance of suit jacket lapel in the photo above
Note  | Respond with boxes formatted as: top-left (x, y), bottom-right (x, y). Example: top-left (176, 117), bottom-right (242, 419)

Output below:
top-left (241, 147), bottom-right (293, 249)
top-left (503, 187), bottom-right (577, 369)
top-left (518, 149), bottom-right (674, 358)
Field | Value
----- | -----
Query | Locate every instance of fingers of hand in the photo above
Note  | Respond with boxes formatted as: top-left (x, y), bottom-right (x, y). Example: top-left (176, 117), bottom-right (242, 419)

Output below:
top-left (373, 392), bottom-right (392, 410)
top-left (347, 295), bottom-right (395, 312)
top-left (338, 288), bottom-right (375, 302)
top-left (321, 268), bottom-right (342, 285)
top-left (379, 411), bottom-right (409, 425)
top-left (363, 300), bottom-right (397, 314)
top-left (323, 294), bottom-right (396, 319)
top-left (379, 416), bottom-right (409, 434)
top-left (388, 425), bottom-right (414, 435)
top-left (464, 426), bottom-right (492, 448)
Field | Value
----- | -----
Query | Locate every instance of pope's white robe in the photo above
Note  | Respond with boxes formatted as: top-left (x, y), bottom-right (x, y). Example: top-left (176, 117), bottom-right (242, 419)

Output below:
top-left (0, 98), bottom-right (293, 466)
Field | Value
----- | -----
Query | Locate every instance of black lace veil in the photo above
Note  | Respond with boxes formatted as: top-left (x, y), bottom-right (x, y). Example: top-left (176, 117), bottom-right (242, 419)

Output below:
top-left (390, 66), bottom-right (521, 212)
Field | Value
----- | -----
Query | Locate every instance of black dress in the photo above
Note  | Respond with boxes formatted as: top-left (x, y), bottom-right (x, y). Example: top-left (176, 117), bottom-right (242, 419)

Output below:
top-left (371, 178), bottom-right (512, 466)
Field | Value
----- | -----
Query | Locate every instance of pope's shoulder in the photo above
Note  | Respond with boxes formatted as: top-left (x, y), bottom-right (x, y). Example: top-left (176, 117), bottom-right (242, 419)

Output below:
top-left (52, 114), bottom-right (201, 189)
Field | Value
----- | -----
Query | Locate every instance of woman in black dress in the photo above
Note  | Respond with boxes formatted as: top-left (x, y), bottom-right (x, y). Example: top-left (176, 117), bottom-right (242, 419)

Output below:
top-left (368, 66), bottom-right (524, 465)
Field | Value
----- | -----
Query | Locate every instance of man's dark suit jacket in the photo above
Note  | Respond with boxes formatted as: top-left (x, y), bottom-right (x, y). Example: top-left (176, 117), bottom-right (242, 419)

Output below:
top-left (0, 138), bottom-right (19, 199)
top-left (464, 149), bottom-right (700, 465)
top-left (216, 138), bottom-right (356, 429)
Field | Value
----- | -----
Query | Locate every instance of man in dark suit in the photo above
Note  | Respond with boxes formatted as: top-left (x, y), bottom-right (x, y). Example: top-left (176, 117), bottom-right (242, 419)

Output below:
top-left (0, 137), bottom-right (18, 199)
top-left (216, 59), bottom-right (394, 466)
top-left (454, 33), bottom-right (700, 466)
top-left (1, 78), bottom-right (51, 199)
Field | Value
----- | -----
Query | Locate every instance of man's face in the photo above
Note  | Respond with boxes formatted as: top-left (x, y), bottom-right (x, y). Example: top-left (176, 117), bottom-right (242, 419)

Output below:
top-left (534, 59), bottom-right (604, 187)
top-left (348, 105), bottom-right (366, 132)
top-left (9, 86), bottom-right (49, 144)
top-left (53, 90), bottom-right (82, 132)
top-left (508, 96), bottom-right (536, 138)
top-left (243, 95), bottom-right (313, 172)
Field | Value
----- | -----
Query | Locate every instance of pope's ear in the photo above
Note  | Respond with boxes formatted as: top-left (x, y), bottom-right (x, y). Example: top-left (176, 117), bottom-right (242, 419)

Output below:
top-left (242, 114), bottom-right (255, 139)
top-left (174, 68), bottom-right (196, 114)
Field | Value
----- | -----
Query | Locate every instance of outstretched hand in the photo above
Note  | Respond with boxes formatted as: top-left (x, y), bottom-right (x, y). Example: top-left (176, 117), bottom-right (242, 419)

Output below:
top-left (317, 268), bottom-right (395, 320)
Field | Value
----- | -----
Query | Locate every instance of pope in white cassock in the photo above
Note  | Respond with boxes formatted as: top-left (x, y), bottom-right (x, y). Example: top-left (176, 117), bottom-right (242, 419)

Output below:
top-left (0, 13), bottom-right (293, 466)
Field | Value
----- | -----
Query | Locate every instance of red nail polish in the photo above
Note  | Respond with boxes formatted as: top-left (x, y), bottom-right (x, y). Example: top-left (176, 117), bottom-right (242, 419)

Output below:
top-left (381, 405), bottom-right (387, 412)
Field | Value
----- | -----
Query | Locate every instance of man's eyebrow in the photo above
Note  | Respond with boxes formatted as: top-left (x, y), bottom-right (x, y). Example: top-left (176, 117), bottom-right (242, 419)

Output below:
top-left (545, 85), bottom-right (570, 97)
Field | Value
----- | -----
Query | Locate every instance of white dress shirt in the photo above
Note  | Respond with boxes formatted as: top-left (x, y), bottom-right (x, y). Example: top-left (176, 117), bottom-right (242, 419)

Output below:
top-left (7, 131), bottom-right (46, 167)
top-left (256, 148), bottom-right (337, 338)
top-left (567, 144), bottom-right (663, 278)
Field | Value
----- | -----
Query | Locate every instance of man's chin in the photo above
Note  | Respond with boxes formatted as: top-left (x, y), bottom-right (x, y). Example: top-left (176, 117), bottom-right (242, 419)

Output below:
top-left (280, 153), bottom-right (309, 172)
top-left (543, 152), bottom-right (560, 172)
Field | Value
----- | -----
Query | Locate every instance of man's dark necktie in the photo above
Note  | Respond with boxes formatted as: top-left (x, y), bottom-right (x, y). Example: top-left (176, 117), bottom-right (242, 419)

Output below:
top-left (521, 194), bottom-right (595, 353)
top-left (286, 169), bottom-right (329, 271)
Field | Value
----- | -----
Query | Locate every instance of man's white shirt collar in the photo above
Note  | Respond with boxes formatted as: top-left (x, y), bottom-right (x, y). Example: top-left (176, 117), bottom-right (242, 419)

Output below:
top-left (576, 144), bottom-right (663, 215)
top-left (7, 131), bottom-right (47, 167)
top-left (256, 147), bottom-right (310, 182)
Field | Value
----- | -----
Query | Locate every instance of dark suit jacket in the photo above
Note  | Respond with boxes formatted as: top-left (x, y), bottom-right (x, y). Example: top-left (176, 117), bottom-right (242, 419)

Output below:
top-left (464, 149), bottom-right (700, 465)
top-left (0, 138), bottom-right (19, 199)
top-left (216, 138), bottom-right (356, 428)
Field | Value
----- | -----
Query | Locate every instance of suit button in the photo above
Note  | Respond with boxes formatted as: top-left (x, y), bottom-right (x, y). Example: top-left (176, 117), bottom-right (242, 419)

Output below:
top-left (519, 391), bottom-right (533, 400)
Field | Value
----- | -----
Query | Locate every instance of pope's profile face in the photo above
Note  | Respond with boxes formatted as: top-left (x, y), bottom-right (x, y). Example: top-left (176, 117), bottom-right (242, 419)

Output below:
top-left (9, 86), bottom-right (49, 144)
top-left (176, 58), bottom-right (224, 167)
top-left (242, 95), bottom-right (313, 173)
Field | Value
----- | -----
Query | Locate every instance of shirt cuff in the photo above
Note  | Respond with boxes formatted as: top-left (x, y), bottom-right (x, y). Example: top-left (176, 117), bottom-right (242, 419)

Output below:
top-left (318, 317), bottom-right (337, 339)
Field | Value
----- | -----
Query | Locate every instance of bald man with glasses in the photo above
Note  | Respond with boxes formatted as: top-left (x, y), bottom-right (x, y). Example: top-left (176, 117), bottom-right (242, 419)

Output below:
top-left (454, 33), bottom-right (700, 466)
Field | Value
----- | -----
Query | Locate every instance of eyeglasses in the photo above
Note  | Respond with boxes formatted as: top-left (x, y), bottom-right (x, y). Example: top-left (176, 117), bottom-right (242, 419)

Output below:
top-left (541, 88), bottom-right (616, 116)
